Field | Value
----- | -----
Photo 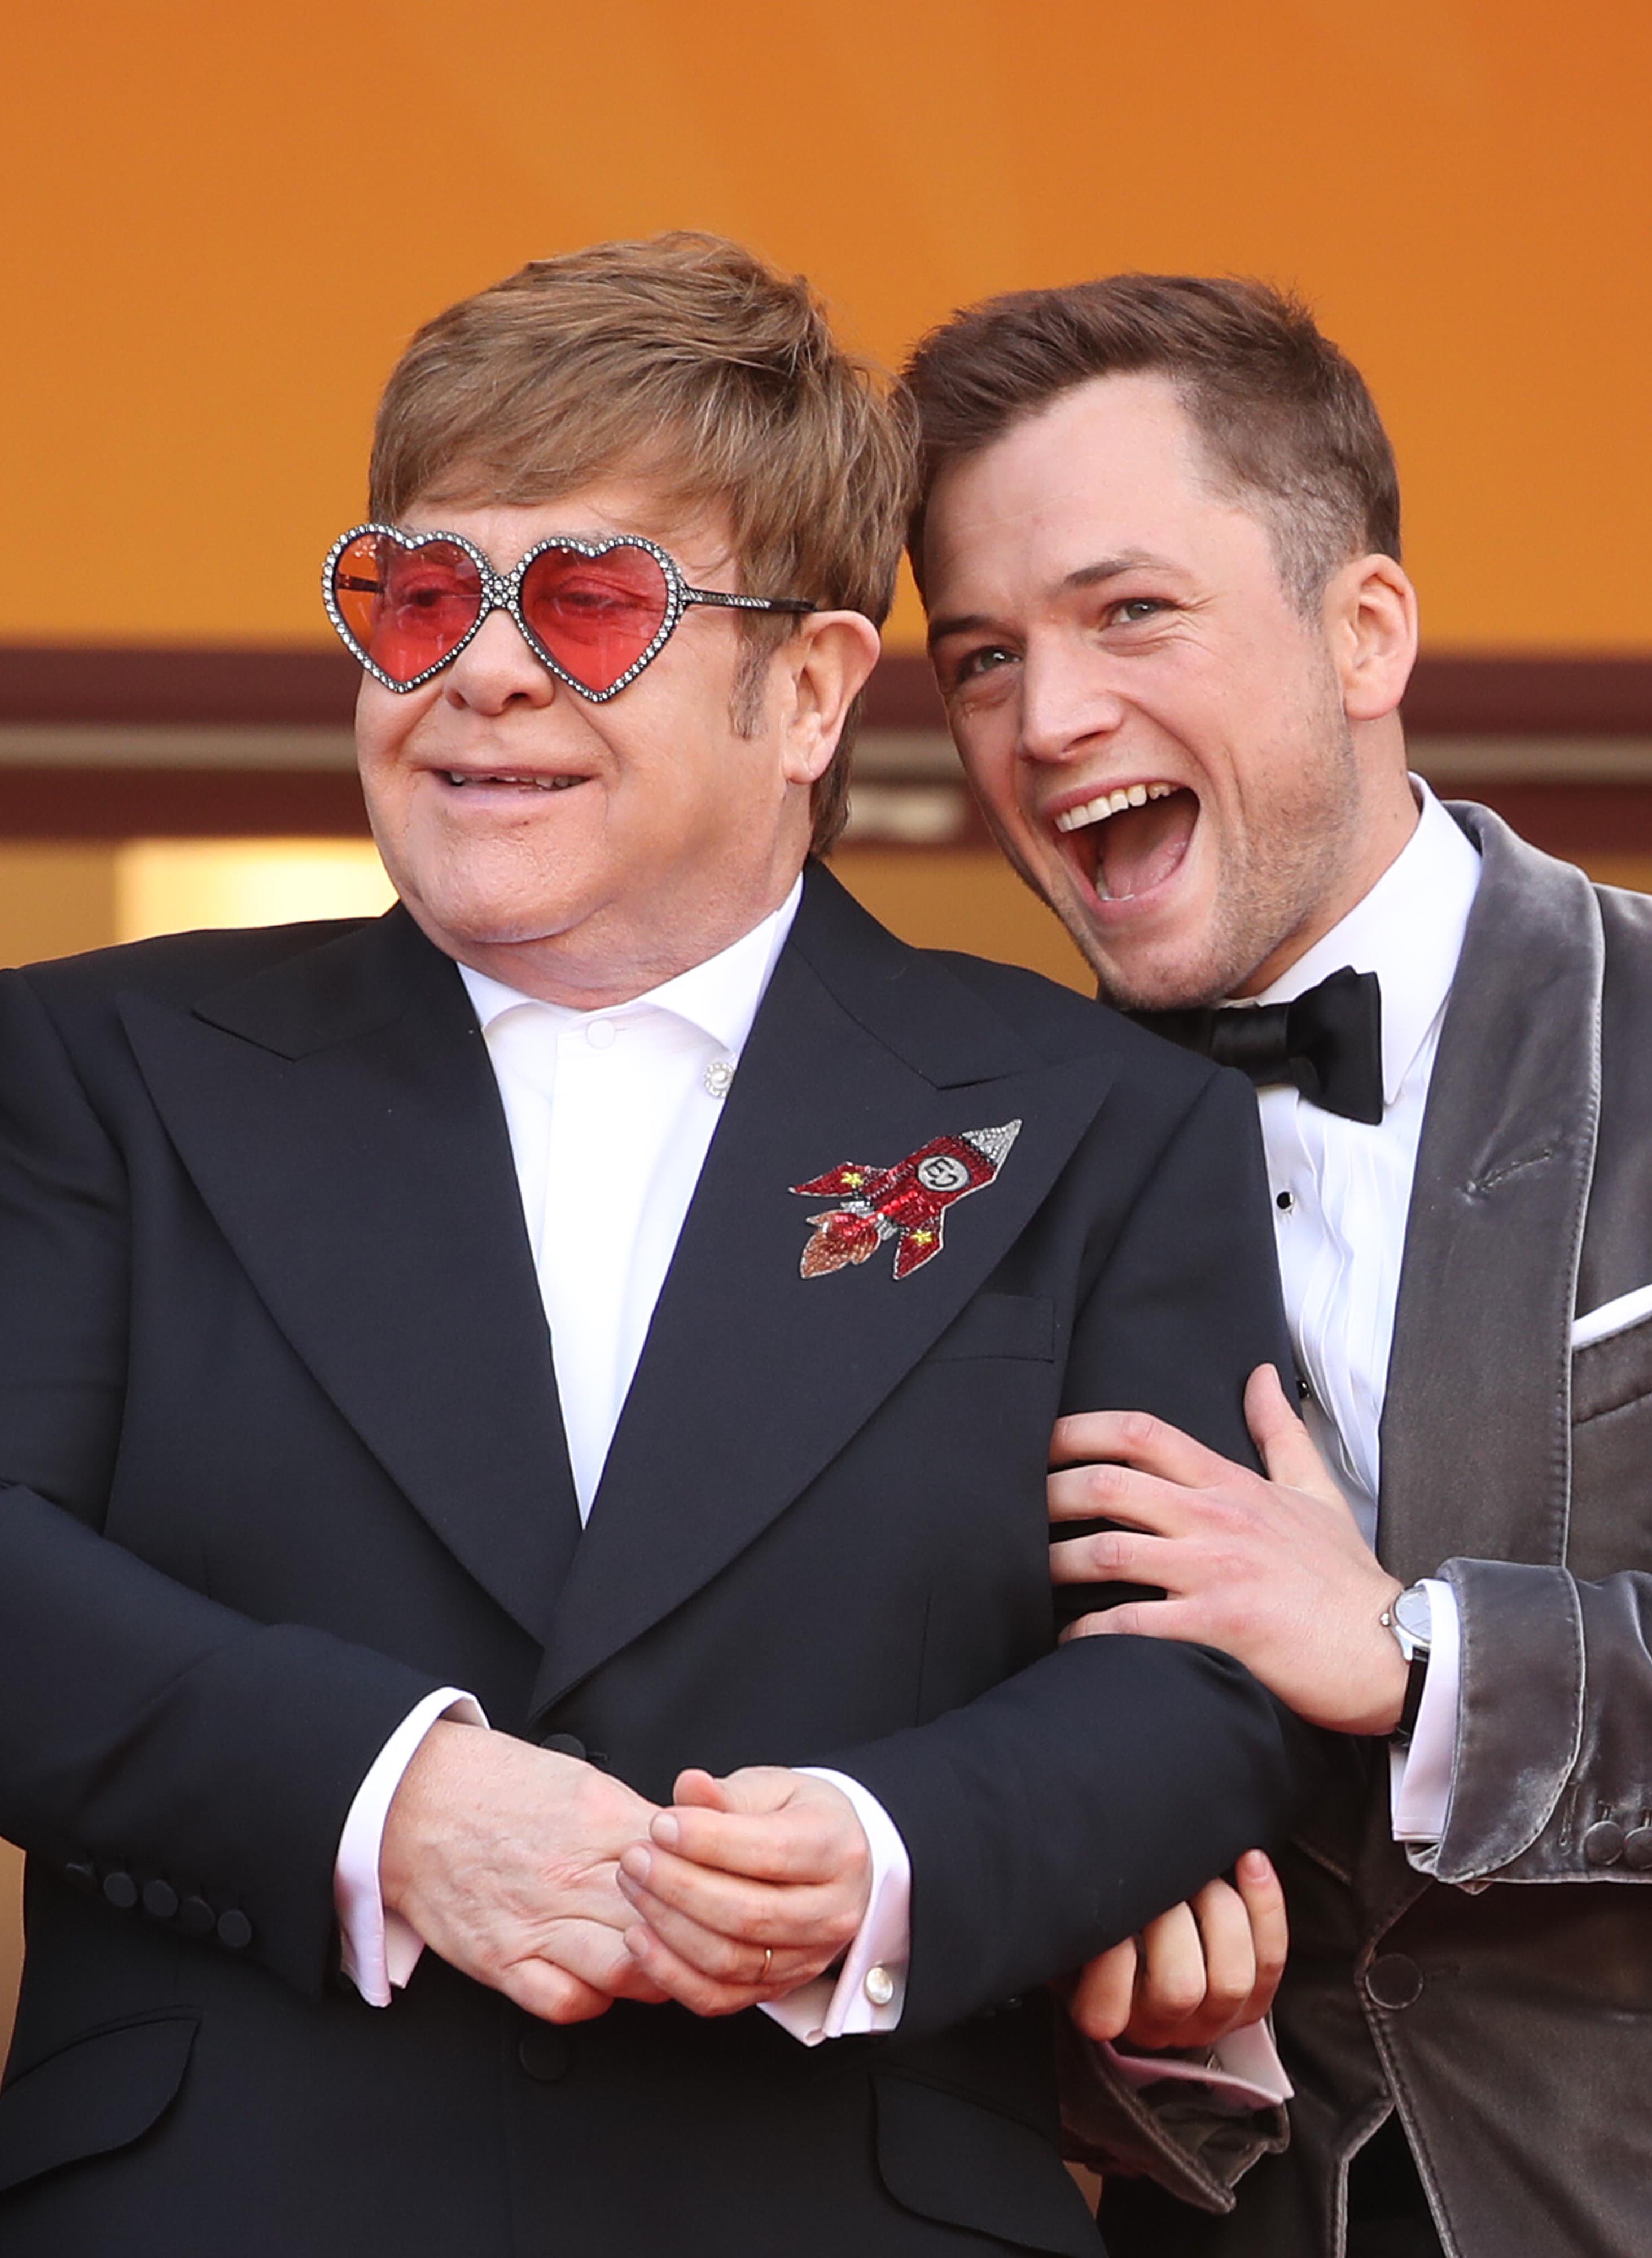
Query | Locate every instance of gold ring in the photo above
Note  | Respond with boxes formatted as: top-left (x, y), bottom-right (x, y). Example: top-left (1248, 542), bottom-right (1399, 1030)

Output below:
top-left (761, 1947), bottom-right (773, 1984)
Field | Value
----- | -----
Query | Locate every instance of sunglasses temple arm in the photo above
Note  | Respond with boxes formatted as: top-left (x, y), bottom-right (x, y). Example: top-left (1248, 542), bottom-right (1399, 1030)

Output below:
top-left (684, 589), bottom-right (818, 616)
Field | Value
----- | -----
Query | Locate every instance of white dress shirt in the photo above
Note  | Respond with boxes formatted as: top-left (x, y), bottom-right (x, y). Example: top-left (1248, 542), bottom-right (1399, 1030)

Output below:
top-left (1102, 782), bottom-right (1485, 2115)
top-left (334, 879), bottom-right (912, 2041)
top-left (1243, 781), bottom-right (1482, 1837)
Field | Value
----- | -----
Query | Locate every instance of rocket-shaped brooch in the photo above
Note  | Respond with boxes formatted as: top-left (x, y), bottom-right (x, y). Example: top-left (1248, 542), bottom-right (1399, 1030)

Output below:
top-left (791, 1121), bottom-right (1022, 1281)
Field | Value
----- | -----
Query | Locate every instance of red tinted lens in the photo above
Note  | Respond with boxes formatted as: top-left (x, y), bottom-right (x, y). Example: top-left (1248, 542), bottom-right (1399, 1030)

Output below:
top-left (331, 534), bottom-right (484, 683)
top-left (518, 543), bottom-right (672, 692)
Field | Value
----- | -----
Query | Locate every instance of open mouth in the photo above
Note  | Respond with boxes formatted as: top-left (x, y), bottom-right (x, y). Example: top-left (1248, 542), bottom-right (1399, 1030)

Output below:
top-left (1051, 781), bottom-right (1198, 904)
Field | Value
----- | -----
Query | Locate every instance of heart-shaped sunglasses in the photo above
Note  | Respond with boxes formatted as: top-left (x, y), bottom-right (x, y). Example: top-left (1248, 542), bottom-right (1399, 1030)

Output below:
top-left (322, 524), bottom-right (820, 701)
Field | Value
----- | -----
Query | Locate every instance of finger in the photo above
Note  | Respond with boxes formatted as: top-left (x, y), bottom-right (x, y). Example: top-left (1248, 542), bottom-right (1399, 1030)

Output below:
top-left (1130, 1901), bottom-right (1209, 2037)
top-left (1059, 1597), bottom-right (1210, 1644)
top-left (623, 1922), bottom-right (792, 2019)
top-left (1047, 1464), bottom-right (1193, 1535)
top-left (652, 1767), bottom-right (796, 1851)
top-left (1182, 1879), bottom-right (1259, 2021)
top-left (621, 1840), bottom-right (861, 1942)
top-left (670, 1768), bottom-right (733, 1811)
top-left (1049, 1408), bottom-right (1239, 1488)
top-left (1232, 1849), bottom-right (1289, 2014)
top-left (1068, 1938), bottom-right (1140, 2043)
top-left (650, 1802), bottom-right (847, 1885)
top-left (1050, 1528), bottom-right (1177, 1587)
top-left (1244, 1365), bottom-right (1344, 1504)
top-left (502, 1957), bottom-right (616, 2025)
top-left (617, 1880), bottom-right (824, 1985)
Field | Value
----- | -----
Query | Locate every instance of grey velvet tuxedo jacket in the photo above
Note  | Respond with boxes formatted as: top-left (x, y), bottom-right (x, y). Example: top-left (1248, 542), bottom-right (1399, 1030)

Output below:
top-left (0, 863), bottom-right (1314, 2258)
top-left (1098, 805), bottom-right (1652, 2258)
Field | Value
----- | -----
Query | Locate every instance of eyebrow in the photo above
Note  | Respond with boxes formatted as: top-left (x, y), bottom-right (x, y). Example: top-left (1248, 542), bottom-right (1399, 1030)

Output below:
top-left (926, 552), bottom-right (1183, 647)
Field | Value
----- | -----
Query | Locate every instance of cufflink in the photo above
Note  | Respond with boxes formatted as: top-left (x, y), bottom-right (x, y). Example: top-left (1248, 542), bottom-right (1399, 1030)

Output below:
top-left (863, 1964), bottom-right (895, 2007)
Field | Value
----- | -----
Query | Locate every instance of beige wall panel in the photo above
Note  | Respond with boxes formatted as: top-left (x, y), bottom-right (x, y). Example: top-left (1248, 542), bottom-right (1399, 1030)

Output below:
top-left (1577, 855), bottom-right (1652, 896)
top-left (1, 1842), bottom-right (20, 2049)
top-left (831, 849), bottom-right (1091, 992)
top-left (0, 844), bottom-right (119, 968)
top-left (115, 838), bottom-right (395, 943)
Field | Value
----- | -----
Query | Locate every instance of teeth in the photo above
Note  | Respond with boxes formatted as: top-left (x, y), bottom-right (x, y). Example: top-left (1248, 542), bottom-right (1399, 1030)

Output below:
top-left (1054, 781), bottom-right (1177, 833)
top-left (446, 772), bottom-right (579, 790)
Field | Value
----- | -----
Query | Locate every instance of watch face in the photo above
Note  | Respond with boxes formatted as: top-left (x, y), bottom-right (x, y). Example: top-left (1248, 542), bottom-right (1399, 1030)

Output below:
top-left (1393, 1585), bottom-right (1433, 1646)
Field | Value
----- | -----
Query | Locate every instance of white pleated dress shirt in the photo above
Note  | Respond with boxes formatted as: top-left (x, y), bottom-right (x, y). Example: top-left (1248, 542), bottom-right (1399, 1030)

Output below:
top-left (1244, 782), bottom-right (1482, 1837)
top-left (334, 879), bottom-right (912, 2043)
top-left (1110, 784), bottom-right (1484, 2116)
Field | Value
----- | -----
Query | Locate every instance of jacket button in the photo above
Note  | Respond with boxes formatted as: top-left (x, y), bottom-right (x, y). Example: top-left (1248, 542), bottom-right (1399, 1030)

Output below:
top-left (217, 1910), bottom-right (254, 1951)
top-left (178, 1895), bottom-right (217, 1938)
top-left (1583, 1820), bottom-right (1625, 1867)
top-left (102, 1870), bottom-right (139, 1911)
top-left (1624, 1826), bottom-right (1652, 1871)
top-left (142, 1880), bottom-right (179, 1921)
top-left (537, 1732), bottom-right (586, 1761)
top-left (518, 2027), bottom-right (572, 2082)
top-left (1365, 1954), bottom-right (1423, 2010)
top-left (64, 1857), bottom-right (98, 1895)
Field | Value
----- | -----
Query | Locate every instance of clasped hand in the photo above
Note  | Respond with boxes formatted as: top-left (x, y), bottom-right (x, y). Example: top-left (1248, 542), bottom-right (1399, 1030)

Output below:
top-left (1050, 1363), bottom-right (1407, 1735)
top-left (1049, 1364), bottom-right (1409, 2054)
top-left (381, 1726), bottom-right (870, 2024)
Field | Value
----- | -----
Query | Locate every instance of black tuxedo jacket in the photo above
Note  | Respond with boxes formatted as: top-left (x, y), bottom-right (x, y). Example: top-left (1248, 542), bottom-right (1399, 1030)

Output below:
top-left (0, 863), bottom-right (1312, 2257)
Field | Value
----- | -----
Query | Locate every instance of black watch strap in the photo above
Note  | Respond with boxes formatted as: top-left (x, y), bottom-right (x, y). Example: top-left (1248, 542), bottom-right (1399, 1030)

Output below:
top-left (1396, 1646), bottom-right (1430, 1741)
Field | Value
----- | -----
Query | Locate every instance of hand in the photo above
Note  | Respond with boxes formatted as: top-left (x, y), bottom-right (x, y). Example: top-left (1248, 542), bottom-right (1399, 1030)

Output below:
top-left (1049, 1364), bottom-right (1408, 1734)
top-left (616, 1767), bottom-right (872, 2017)
top-left (1068, 1850), bottom-right (1288, 2050)
top-left (380, 1721), bottom-right (671, 2023)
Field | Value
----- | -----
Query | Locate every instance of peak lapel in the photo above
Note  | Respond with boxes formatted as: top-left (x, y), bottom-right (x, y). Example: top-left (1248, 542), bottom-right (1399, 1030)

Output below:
top-left (1378, 807), bottom-right (1603, 1583)
top-left (528, 870), bottom-right (1113, 1718)
top-left (120, 909), bottom-right (579, 1643)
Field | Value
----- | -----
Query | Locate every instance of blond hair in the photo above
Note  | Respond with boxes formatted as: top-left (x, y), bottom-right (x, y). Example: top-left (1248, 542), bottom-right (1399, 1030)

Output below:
top-left (370, 234), bottom-right (914, 851)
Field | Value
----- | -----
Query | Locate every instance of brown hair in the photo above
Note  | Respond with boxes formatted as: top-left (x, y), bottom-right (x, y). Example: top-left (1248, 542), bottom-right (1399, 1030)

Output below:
top-left (370, 233), bottom-right (914, 852)
top-left (902, 274), bottom-right (1399, 611)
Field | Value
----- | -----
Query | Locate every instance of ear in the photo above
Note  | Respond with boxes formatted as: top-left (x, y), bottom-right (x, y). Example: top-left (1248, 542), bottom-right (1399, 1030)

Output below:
top-left (1324, 554), bottom-right (1418, 725)
top-left (777, 612), bottom-right (883, 787)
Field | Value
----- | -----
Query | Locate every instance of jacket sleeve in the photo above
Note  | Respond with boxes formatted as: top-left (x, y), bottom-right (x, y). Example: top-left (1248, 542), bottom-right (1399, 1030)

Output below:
top-left (1416, 1556), bottom-right (1652, 1884)
top-left (829, 1067), bottom-right (1326, 2040)
top-left (0, 966), bottom-right (445, 1998)
top-left (1410, 1299), bottom-right (1652, 1884)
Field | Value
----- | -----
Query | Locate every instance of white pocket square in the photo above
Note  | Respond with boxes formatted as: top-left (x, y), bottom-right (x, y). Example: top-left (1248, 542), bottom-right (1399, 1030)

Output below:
top-left (1572, 1283), bottom-right (1652, 1351)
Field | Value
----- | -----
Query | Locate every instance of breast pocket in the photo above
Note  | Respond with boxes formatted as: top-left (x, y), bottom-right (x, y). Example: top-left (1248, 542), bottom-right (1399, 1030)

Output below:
top-left (929, 1293), bottom-right (1056, 1363)
top-left (1568, 1310), bottom-right (1652, 1581)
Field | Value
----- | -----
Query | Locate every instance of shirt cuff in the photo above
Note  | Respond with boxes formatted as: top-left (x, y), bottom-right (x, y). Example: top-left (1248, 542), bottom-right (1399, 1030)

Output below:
top-left (759, 1766), bottom-right (911, 2047)
top-left (1389, 1578), bottom-right (1461, 1843)
top-left (334, 1687), bottom-right (487, 2006)
top-left (1103, 2019), bottom-right (1294, 2111)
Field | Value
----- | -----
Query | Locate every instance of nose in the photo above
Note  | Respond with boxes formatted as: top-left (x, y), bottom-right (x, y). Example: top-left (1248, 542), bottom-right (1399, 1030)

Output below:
top-left (441, 605), bottom-right (556, 716)
top-left (1016, 643), bottom-right (1128, 768)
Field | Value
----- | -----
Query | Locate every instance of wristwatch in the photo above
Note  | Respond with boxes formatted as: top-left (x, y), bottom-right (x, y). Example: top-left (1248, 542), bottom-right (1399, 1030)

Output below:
top-left (1379, 1582), bottom-right (1434, 1741)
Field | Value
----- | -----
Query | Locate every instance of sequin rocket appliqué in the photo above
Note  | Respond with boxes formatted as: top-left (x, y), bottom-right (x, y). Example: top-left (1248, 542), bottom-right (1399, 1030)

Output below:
top-left (791, 1122), bottom-right (1022, 1281)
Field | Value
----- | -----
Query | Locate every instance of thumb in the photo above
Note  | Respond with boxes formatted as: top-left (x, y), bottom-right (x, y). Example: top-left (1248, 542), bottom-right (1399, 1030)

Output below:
top-left (1245, 1364), bottom-right (1343, 1502)
top-left (694, 1764), bottom-right (798, 1817)
top-left (670, 1768), bottom-right (732, 1811)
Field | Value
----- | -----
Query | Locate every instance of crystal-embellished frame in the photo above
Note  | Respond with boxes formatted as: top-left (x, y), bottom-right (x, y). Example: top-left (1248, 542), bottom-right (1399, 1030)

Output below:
top-left (322, 523), bottom-right (817, 701)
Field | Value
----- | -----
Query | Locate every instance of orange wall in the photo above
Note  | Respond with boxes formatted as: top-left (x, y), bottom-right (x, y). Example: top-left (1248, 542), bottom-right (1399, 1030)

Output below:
top-left (3, 1), bottom-right (1649, 654)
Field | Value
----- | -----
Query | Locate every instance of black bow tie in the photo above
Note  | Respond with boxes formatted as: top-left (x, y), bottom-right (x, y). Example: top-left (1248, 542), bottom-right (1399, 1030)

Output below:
top-left (1132, 966), bottom-right (1384, 1124)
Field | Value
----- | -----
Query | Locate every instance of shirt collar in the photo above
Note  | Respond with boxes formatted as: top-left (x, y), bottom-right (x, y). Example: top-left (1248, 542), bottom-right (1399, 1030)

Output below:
top-left (1252, 781), bottom-right (1482, 1107)
top-left (457, 874), bottom-right (804, 1056)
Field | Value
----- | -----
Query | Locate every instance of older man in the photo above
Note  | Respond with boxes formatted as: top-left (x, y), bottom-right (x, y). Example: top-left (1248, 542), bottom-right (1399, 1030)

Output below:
top-left (905, 274), bottom-right (1652, 2257)
top-left (0, 238), bottom-right (1311, 2256)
